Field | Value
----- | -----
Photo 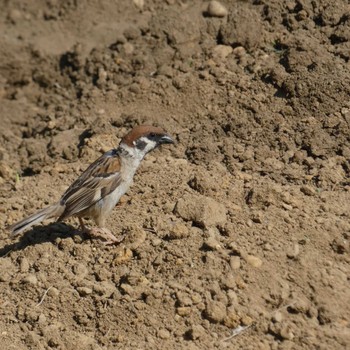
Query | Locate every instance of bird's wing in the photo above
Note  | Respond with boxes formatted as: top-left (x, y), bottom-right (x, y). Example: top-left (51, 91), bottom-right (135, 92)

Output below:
top-left (58, 149), bottom-right (122, 220)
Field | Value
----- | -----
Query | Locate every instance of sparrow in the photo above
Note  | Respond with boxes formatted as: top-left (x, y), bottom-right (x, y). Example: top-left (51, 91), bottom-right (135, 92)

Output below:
top-left (7, 125), bottom-right (174, 244)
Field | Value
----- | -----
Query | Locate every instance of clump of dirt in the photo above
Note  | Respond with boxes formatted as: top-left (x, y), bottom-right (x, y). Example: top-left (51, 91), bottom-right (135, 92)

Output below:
top-left (0, 1), bottom-right (349, 349)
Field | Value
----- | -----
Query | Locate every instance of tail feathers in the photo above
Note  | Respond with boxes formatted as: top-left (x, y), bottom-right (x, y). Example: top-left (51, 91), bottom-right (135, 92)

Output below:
top-left (7, 204), bottom-right (63, 236)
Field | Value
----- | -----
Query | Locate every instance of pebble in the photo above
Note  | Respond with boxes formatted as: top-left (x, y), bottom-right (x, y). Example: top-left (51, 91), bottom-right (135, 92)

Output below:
top-left (242, 254), bottom-right (263, 268)
top-left (177, 307), bottom-right (191, 316)
top-left (191, 293), bottom-right (202, 304)
top-left (204, 236), bottom-right (222, 250)
top-left (221, 274), bottom-right (236, 289)
top-left (167, 223), bottom-right (189, 239)
top-left (38, 313), bottom-right (47, 324)
top-left (113, 248), bottom-right (133, 265)
top-left (93, 281), bottom-right (116, 298)
top-left (22, 274), bottom-right (38, 285)
top-left (73, 263), bottom-right (88, 277)
top-left (204, 300), bottom-right (227, 323)
top-left (8, 9), bottom-right (22, 23)
top-left (300, 185), bottom-right (316, 196)
top-left (272, 311), bottom-right (283, 323)
top-left (123, 27), bottom-right (141, 40)
top-left (0, 161), bottom-right (14, 179)
top-left (175, 193), bottom-right (227, 228)
top-left (157, 329), bottom-right (170, 339)
top-left (123, 42), bottom-right (134, 55)
top-left (19, 257), bottom-right (30, 273)
top-left (187, 325), bottom-right (207, 340)
top-left (331, 238), bottom-right (349, 254)
top-left (227, 290), bottom-right (238, 304)
top-left (286, 243), bottom-right (300, 259)
top-left (279, 325), bottom-right (295, 340)
top-left (47, 287), bottom-right (60, 297)
top-left (212, 45), bottom-right (233, 59)
top-left (288, 297), bottom-right (310, 314)
top-left (223, 308), bottom-right (240, 328)
top-left (176, 292), bottom-right (193, 306)
top-left (206, 1), bottom-right (228, 18)
top-left (133, 0), bottom-right (144, 10)
top-left (76, 287), bottom-right (93, 296)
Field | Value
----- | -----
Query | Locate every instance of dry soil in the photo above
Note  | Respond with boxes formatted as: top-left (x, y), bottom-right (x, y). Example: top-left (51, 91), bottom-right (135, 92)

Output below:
top-left (0, 1), bottom-right (349, 349)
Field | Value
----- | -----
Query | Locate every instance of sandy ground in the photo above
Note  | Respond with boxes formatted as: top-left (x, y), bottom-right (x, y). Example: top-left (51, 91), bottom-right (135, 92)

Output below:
top-left (0, 1), bottom-right (349, 349)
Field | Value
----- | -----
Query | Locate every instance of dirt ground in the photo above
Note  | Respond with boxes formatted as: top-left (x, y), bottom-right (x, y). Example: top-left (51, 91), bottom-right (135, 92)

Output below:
top-left (0, 0), bottom-right (349, 349)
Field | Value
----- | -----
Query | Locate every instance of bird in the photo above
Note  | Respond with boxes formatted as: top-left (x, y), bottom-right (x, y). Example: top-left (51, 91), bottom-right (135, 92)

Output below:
top-left (7, 125), bottom-right (174, 244)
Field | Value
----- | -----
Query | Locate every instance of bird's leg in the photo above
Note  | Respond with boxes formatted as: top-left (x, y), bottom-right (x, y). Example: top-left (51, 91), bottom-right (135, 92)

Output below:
top-left (88, 227), bottom-right (126, 245)
top-left (79, 217), bottom-right (125, 245)
top-left (78, 217), bottom-right (87, 232)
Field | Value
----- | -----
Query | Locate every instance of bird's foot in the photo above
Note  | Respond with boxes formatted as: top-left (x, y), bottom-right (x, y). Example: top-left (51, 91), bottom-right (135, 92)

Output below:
top-left (84, 227), bottom-right (125, 245)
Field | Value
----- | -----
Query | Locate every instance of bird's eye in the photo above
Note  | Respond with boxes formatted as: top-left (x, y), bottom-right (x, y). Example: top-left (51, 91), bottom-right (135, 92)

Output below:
top-left (149, 132), bottom-right (156, 138)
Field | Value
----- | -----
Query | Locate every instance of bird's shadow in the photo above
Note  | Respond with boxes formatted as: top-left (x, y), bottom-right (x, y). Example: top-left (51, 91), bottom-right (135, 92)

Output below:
top-left (0, 223), bottom-right (86, 257)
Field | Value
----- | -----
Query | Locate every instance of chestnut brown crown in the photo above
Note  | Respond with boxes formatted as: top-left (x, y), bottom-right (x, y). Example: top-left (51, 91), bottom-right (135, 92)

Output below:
top-left (121, 125), bottom-right (174, 147)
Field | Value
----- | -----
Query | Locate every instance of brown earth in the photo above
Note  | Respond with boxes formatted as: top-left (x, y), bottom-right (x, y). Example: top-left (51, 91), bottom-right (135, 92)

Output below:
top-left (0, 0), bottom-right (349, 349)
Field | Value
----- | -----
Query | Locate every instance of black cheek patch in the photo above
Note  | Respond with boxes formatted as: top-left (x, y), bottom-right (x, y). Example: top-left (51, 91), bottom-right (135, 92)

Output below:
top-left (135, 139), bottom-right (147, 150)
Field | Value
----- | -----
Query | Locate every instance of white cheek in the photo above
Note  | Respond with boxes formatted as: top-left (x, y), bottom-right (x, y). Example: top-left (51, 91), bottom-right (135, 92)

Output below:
top-left (144, 140), bottom-right (157, 153)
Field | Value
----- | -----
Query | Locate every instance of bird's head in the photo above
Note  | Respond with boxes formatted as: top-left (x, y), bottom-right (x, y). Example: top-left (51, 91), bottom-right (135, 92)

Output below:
top-left (120, 125), bottom-right (174, 158)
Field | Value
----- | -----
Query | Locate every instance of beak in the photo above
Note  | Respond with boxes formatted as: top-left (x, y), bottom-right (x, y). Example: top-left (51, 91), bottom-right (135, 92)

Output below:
top-left (159, 134), bottom-right (174, 144)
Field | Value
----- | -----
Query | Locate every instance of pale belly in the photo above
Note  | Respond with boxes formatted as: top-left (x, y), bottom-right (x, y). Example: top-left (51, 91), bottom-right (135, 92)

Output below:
top-left (81, 180), bottom-right (132, 226)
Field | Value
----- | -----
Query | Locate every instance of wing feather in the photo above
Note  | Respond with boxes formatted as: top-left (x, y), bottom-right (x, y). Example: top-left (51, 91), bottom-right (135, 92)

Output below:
top-left (58, 149), bottom-right (122, 220)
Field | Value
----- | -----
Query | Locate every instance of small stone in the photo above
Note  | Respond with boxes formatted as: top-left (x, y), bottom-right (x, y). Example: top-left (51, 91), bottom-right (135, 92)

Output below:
top-left (47, 287), bottom-right (60, 297)
top-left (76, 287), bottom-right (93, 296)
top-left (38, 313), bottom-right (47, 324)
top-left (151, 238), bottom-right (162, 246)
top-left (191, 293), bottom-right (202, 304)
top-left (177, 307), bottom-right (191, 316)
top-left (223, 307), bottom-right (240, 328)
top-left (93, 281), bottom-right (116, 298)
top-left (230, 256), bottom-right (241, 270)
top-left (331, 238), bottom-right (349, 254)
top-left (129, 83), bottom-right (140, 94)
top-left (0, 161), bottom-right (14, 179)
top-left (157, 329), bottom-right (170, 339)
top-left (241, 315), bottom-right (254, 326)
top-left (206, 1), bottom-right (228, 18)
top-left (242, 254), bottom-right (263, 268)
top-left (157, 65), bottom-right (174, 78)
top-left (204, 236), bottom-right (221, 250)
top-left (272, 311), bottom-right (283, 323)
top-left (300, 185), bottom-right (316, 196)
top-left (167, 223), bottom-right (189, 239)
top-left (123, 42), bottom-right (134, 55)
top-left (120, 283), bottom-right (135, 296)
top-left (227, 289), bottom-right (238, 305)
top-left (204, 300), bottom-right (227, 323)
top-left (0, 272), bottom-right (11, 282)
top-left (19, 257), bottom-right (30, 273)
top-left (113, 248), bottom-right (133, 265)
top-left (279, 325), bottom-right (295, 340)
top-left (123, 27), bottom-right (141, 40)
top-left (212, 45), bottom-right (233, 59)
top-left (8, 9), bottom-right (22, 23)
top-left (176, 292), bottom-right (193, 306)
top-left (187, 325), bottom-right (207, 340)
top-left (97, 68), bottom-right (107, 85)
top-left (286, 243), bottom-right (300, 259)
top-left (73, 263), bottom-right (88, 277)
top-left (22, 274), bottom-right (38, 285)
top-left (133, 0), bottom-right (144, 10)
top-left (288, 298), bottom-right (310, 314)
top-left (221, 274), bottom-right (236, 289)
top-left (175, 193), bottom-right (227, 228)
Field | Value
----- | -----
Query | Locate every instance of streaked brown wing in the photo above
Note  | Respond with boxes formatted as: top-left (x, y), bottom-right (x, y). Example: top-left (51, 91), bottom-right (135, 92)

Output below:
top-left (58, 149), bottom-right (121, 220)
